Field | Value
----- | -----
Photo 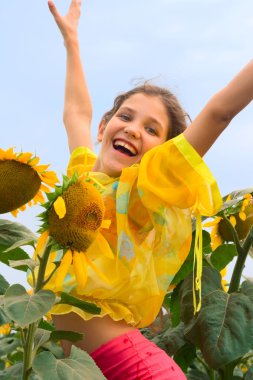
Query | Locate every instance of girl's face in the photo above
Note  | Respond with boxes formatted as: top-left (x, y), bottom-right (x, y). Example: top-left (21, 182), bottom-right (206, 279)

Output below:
top-left (93, 93), bottom-right (170, 177)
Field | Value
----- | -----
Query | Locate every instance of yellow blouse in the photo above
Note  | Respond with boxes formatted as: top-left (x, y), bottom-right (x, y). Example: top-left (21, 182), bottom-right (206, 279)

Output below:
top-left (49, 134), bottom-right (222, 328)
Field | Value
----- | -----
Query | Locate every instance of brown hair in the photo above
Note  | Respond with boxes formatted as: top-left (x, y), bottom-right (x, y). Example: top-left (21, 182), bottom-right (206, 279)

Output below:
top-left (102, 84), bottom-right (187, 140)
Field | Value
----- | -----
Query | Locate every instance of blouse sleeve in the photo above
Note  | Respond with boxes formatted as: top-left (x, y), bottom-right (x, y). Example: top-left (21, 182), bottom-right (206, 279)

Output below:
top-left (137, 133), bottom-right (222, 216)
top-left (67, 146), bottom-right (97, 177)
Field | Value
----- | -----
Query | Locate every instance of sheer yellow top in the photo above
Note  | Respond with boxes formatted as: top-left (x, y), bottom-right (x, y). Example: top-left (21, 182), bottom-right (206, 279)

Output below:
top-left (50, 134), bottom-right (222, 328)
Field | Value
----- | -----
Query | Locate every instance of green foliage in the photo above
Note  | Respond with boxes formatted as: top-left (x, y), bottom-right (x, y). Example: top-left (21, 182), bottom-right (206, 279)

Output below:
top-left (58, 292), bottom-right (101, 314)
top-left (32, 346), bottom-right (106, 380)
top-left (0, 219), bottom-right (37, 247)
top-left (3, 285), bottom-right (55, 328)
top-left (184, 287), bottom-right (253, 369)
top-left (0, 362), bottom-right (23, 380)
top-left (0, 336), bottom-right (21, 356)
top-left (210, 244), bottom-right (237, 270)
top-left (0, 274), bottom-right (9, 295)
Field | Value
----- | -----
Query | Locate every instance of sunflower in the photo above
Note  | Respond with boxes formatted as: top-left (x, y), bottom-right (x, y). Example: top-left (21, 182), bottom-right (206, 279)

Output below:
top-left (204, 193), bottom-right (253, 249)
top-left (0, 148), bottom-right (59, 216)
top-left (0, 323), bottom-right (11, 336)
top-left (37, 173), bottom-right (113, 292)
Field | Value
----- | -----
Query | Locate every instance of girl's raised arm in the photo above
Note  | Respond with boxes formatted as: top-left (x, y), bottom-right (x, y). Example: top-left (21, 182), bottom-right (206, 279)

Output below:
top-left (184, 60), bottom-right (253, 157)
top-left (48, 0), bottom-right (93, 153)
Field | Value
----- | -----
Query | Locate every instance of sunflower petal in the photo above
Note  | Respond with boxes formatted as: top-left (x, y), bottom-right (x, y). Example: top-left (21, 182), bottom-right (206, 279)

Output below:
top-left (229, 215), bottom-right (237, 227)
top-left (18, 152), bottom-right (33, 163)
top-left (29, 156), bottom-right (40, 166)
top-left (34, 230), bottom-right (49, 258)
top-left (53, 196), bottom-right (66, 219)
top-left (10, 209), bottom-right (19, 218)
top-left (73, 251), bottom-right (88, 291)
top-left (239, 212), bottom-right (247, 221)
top-left (33, 164), bottom-right (50, 173)
top-left (55, 249), bottom-right (72, 290)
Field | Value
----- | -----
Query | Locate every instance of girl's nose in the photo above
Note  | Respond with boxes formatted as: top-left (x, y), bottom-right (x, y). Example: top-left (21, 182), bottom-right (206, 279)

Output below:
top-left (124, 124), bottom-right (141, 139)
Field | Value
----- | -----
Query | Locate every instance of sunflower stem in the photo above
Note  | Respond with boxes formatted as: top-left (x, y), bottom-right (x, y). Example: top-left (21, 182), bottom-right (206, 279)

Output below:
top-left (34, 236), bottom-right (52, 293)
top-left (228, 226), bottom-right (253, 293)
top-left (42, 262), bottom-right (60, 287)
top-left (222, 214), bottom-right (243, 255)
top-left (22, 322), bottom-right (37, 380)
top-left (22, 236), bottom-right (53, 378)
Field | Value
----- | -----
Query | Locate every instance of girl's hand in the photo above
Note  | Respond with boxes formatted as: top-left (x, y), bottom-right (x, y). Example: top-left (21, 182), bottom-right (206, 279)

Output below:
top-left (48, 0), bottom-right (82, 46)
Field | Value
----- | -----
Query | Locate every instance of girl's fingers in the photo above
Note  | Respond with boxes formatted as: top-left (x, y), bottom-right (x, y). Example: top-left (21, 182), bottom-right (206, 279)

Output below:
top-left (48, 1), bottom-right (61, 21)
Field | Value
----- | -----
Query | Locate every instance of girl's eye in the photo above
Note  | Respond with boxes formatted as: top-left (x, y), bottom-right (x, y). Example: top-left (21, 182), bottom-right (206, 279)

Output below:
top-left (118, 114), bottom-right (131, 121)
top-left (145, 126), bottom-right (157, 135)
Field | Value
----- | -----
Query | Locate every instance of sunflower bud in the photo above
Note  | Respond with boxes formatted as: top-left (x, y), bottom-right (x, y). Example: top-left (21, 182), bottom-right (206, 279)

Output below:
top-left (218, 204), bottom-right (253, 241)
top-left (0, 148), bottom-right (58, 215)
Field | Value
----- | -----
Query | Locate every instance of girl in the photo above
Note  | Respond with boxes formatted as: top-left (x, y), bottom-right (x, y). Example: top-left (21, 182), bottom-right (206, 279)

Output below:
top-left (48, 1), bottom-right (253, 379)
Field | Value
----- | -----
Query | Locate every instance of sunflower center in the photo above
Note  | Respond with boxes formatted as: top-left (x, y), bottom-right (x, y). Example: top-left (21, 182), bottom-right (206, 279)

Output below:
top-left (0, 160), bottom-right (41, 213)
top-left (48, 181), bottom-right (105, 251)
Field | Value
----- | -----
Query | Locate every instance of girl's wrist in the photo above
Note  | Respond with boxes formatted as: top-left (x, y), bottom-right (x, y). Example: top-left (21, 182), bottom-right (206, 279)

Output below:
top-left (64, 33), bottom-right (80, 51)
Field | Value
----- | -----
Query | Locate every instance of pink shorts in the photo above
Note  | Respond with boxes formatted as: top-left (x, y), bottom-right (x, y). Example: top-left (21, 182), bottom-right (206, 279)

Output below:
top-left (90, 329), bottom-right (186, 380)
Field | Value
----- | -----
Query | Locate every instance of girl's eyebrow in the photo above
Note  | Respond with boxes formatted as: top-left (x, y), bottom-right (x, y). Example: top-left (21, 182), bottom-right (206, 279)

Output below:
top-left (119, 106), bottom-right (163, 128)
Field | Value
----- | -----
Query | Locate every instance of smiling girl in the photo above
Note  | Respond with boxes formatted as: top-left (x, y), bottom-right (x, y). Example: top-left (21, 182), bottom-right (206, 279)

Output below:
top-left (47, 1), bottom-right (253, 379)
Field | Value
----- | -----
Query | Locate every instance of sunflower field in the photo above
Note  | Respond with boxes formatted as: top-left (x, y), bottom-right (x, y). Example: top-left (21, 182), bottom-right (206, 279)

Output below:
top-left (0, 148), bottom-right (253, 379)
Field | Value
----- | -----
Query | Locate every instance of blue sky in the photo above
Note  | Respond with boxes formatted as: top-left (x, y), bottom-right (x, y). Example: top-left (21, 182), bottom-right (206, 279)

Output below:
top-left (1, 0), bottom-right (252, 285)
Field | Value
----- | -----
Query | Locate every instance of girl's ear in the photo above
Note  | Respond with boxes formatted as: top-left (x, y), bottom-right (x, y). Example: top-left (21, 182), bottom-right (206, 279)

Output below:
top-left (97, 118), bottom-right (106, 142)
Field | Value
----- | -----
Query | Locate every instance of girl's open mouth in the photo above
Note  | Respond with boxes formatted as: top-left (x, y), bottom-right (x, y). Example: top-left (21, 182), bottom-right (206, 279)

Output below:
top-left (113, 140), bottom-right (138, 157)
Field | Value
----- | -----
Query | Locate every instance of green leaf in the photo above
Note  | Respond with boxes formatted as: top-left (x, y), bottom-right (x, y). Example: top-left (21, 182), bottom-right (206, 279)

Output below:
top-left (38, 318), bottom-right (55, 331)
top-left (4, 238), bottom-right (36, 252)
top-left (185, 290), bottom-right (253, 369)
top-left (34, 328), bottom-right (51, 351)
top-left (41, 341), bottom-right (64, 359)
top-left (0, 219), bottom-right (37, 247)
top-left (50, 330), bottom-right (83, 343)
top-left (8, 258), bottom-right (38, 272)
top-left (3, 285), bottom-right (56, 328)
top-left (0, 308), bottom-right (10, 325)
top-left (0, 274), bottom-right (9, 295)
top-left (0, 362), bottom-right (23, 380)
top-left (154, 322), bottom-right (186, 356)
top-left (173, 342), bottom-right (196, 373)
top-left (187, 368), bottom-right (209, 380)
top-left (210, 244), bottom-right (237, 271)
top-left (32, 345), bottom-right (107, 379)
top-left (171, 231), bottom-right (211, 287)
top-left (58, 292), bottom-right (101, 315)
top-left (170, 286), bottom-right (181, 327)
top-left (7, 350), bottom-right (23, 364)
top-left (0, 245), bottom-right (30, 272)
top-left (240, 281), bottom-right (253, 303)
top-left (0, 336), bottom-right (21, 356)
top-left (179, 266), bottom-right (222, 325)
top-left (245, 366), bottom-right (253, 380)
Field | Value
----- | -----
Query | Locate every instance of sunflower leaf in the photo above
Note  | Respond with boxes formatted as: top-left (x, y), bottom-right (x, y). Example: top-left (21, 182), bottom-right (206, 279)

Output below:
top-left (8, 258), bottom-right (38, 271)
top-left (0, 274), bottom-right (10, 295)
top-left (3, 284), bottom-right (56, 328)
top-left (58, 292), bottom-right (101, 315)
top-left (210, 244), bottom-right (237, 271)
top-left (0, 245), bottom-right (30, 271)
top-left (3, 237), bottom-right (37, 252)
top-left (0, 336), bottom-right (21, 356)
top-left (184, 289), bottom-right (253, 369)
top-left (0, 362), bottom-right (23, 380)
top-left (0, 219), bottom-right (37, 247)
top-left (50, 330), bottom-right (83, 343)
top-left (32, 346), bottom-right (106, 380)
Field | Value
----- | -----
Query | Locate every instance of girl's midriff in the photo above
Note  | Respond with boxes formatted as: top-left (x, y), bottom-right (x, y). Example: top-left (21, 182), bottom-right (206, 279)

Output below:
top-left (53, 313), bottom-right (136, 355)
